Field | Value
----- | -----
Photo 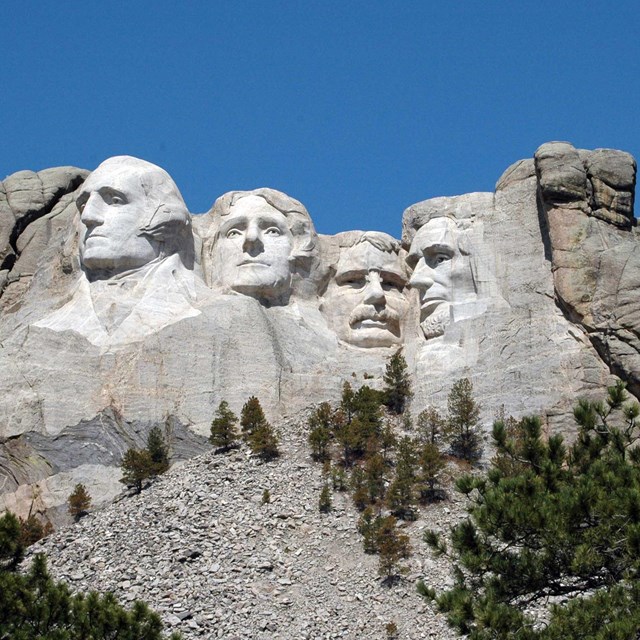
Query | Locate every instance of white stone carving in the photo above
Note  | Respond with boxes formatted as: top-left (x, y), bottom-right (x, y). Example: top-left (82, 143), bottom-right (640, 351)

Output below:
top-left (36, 156), bottom-right (203, 347)
top-left (320, 231), bottom-right (409, 348)
top-left (201, 189), bottom-right (318, 305)
top-left (407, 216), bottom-right (485, 340)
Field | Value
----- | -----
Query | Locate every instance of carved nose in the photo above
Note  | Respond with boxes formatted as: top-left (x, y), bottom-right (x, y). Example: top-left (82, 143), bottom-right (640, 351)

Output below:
top-left (363, 276), bottom-right (385, 305)
top-left (242, 225), bottom-right (263, 253)
top-left (80, 195), bottom-right (104, 229)
top-left (409, 264), bottom-right (434, 290)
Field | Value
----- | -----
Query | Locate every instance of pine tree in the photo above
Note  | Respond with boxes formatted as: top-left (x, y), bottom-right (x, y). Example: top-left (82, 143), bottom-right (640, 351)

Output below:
top-left (386, 436), bottom-right (418, 520)
top-left (364, 452), bottom-right (387, 504)
top-left (420, 381), bottom-right (640, 638)
top-left (251, 421), bottom-right (280, 461)
top-left (308, 402), bottom-right (333, 461)
top-left (319, 484), bottom-right (332, 513)
top-left (240, 396), bottom-right (267, 442)
top-left (0, 512), bottom-right (181, 639)
top-left (357, 506), bottom-right (382, 553)
top-left (146, 426), bottom-right (170, 475)
top-left (209, 400), bottom-right (239, 451)
top-left (417, 406), bottom-right (444, 444)
top-left (68, 483), bottom-right (92, 521)
top-left (382, 349), bottom-right (412, 414)
top-left (417, 442), bottom-right (446, 503)
top-left (340, 381), bottom-right (356, 423)
top-left (120, 448), bottom-right (155, 493)
top-left (377, 516), bottom-right (411, 581)
top-left (444, 378), bottom-right (482, 462)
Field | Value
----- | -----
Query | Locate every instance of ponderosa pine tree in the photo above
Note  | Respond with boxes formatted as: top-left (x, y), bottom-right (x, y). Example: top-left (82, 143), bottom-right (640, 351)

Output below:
top-left (417, 406), bottom-right (444, 445)
top-left (444, 377), bottom-right (482, 462)
top-left (120, 448), bottom-right (155, 494)
top-left (382, 349), bottom-right (412, 414)
top-left (68, 483), bottom-right (92, 521)
top-left (209, 400), bottom-right (239, 451)
top-left (319, 483), bottom-right (332, 513)
top-left (417, 442), bottom-right (446, 503)
top-left (0, 511), bottom-right (181, 639)
top-left (386, 436), bottom-right (418, 520)
top-left (420, 381), bottom-right (640, 639)
top-left (308, 402), bottom-right (333, 461)
top-left (146, 426), bottom-right (170, 475)
top-left (377, 516), bottom-right (411, 582)
top-left (240, 396), bottom-right (267, 442)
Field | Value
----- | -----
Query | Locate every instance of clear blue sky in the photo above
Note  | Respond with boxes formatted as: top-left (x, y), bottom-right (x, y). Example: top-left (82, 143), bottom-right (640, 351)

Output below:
top-left (2, 1), bottom-right (638, 236)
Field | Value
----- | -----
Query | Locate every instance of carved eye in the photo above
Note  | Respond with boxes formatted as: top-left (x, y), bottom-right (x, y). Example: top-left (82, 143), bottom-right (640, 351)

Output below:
top-left (382, 278), bottom-right (403, 292)
top-left (226, 228), bottom-right (243, 239)
top-left (342, 278), bottom-right (365, 288)
top-left (110, 195), bottom-right (125, 205)
top-left (435, 253), bottom-right (451, 265)
top-left (264, 227), bottom-right (282, 236)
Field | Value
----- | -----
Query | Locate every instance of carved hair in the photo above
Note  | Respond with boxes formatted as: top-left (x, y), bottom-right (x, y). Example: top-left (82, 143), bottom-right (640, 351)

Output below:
top-left (334, 230), bottom-right (402, 255)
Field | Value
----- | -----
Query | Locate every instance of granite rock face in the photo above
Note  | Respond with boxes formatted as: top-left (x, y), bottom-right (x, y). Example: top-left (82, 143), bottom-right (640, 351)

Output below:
top-left (0, 143), bottom-right (637, 523)
top-left (535, 142), bottom-right (640, 397)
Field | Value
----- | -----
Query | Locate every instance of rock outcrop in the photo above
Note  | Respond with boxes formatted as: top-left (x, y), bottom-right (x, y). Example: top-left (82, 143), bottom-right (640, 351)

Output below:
top-left (0, 143), bottom-right (637, 523)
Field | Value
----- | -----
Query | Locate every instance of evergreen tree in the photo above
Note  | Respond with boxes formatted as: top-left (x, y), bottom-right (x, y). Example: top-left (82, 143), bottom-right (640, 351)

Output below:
top-left (120, 448), bottom-right (155, 494)
top-left (240, 396), bottom-right (267, 442)
top-left (330, 464), bottom-right (348, 491)
top-left (364, 452), bottom-right (387, 504)
top-left (382, 349), bottom-right (412, 414)
top-left (0, 521), bottom-right (181, 640)
top-left (319, 484), bottom-right (332, 513)
top-left (420, 381), bottom-right (640, 639)
top-left (68, 483), bottom-right (92, 521)
top-left (386, 436), bottom-right (418, 520)
top-left (357, 506), bottom-right (382, 554)
top-left (0, 512), bottom-right (23, 571)
top-left (249, 420), bottom-right (280, 461)
top-left (340, 381), bottom-right (356, 423)
top-left (209, 400), bottom-right (239, 451)
top-left (377, 516), bottom-right (411, 581)
top-left (146, 426), bottom-right (170, 475)
top-left (417, 406), bottom-right (444, 445)
top-left (308, 402), bottom-right (333, 461)
top-left (417, 442), bottom-right (446, 503)
top-left (350, 466), bottom-right (368, 511)
top-left (444, 378), bottom-right (482, 462)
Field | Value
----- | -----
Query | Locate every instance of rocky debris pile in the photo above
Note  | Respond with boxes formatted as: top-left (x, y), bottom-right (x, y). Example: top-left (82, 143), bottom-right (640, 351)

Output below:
top-left (27, 412), bottom-right (467, 639)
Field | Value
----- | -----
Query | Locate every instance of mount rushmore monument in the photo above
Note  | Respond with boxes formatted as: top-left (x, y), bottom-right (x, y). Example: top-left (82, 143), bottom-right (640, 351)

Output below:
top-left (0, 141), bottom-right (637, 521)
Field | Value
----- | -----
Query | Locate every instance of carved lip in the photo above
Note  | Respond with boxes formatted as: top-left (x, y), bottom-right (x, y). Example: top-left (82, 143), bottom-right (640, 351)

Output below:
top-left (353, 318), bottom-right (392, 330)
top-left (238, 260), bottom-right (270, 267)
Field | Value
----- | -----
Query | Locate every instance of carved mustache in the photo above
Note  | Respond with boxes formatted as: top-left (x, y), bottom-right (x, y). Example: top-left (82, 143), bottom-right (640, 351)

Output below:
top-left (349, 306), bottom-right (400, 328)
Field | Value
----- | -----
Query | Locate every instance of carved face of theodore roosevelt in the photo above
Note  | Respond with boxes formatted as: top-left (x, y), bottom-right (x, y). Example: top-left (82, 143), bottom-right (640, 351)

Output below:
top-left (78, 156), bottom-right (192, 281)
top-left (322, 232), bottom-right (409, 348)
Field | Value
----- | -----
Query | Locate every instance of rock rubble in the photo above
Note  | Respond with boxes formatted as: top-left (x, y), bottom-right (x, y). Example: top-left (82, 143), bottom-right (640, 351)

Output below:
top-left (27, 412), bottom-right (466, 639)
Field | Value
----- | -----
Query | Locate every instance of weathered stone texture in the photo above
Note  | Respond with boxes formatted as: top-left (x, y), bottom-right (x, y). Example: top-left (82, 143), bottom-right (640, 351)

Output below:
top-left (0, 144), bottom-right (637, 521)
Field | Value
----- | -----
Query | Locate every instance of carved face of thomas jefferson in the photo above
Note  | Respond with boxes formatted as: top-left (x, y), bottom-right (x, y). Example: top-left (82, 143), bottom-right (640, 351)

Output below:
top-left (215, 196), bottom-right (294, 299)
top-left (322, 232), bottom-right (409, 348)
top-left (78, 156), bottom-right (192, 281)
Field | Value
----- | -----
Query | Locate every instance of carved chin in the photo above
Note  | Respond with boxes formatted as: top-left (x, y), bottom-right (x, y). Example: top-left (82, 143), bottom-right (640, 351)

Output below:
top-left (420, 304), bottom-right (450, 340)
top-left (229, 272), bottom-right (291, 299)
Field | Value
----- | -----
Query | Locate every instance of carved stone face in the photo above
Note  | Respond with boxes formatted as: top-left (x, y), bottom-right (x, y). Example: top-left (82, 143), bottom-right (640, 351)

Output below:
top-left (78, 164), bottom-right (161, 278)
top-left (215, 196), bottom-right (294, 299)
top-left (407, 217), bottom-right (475, 339)
top-left (323, 239), bottom-right (408, 347)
